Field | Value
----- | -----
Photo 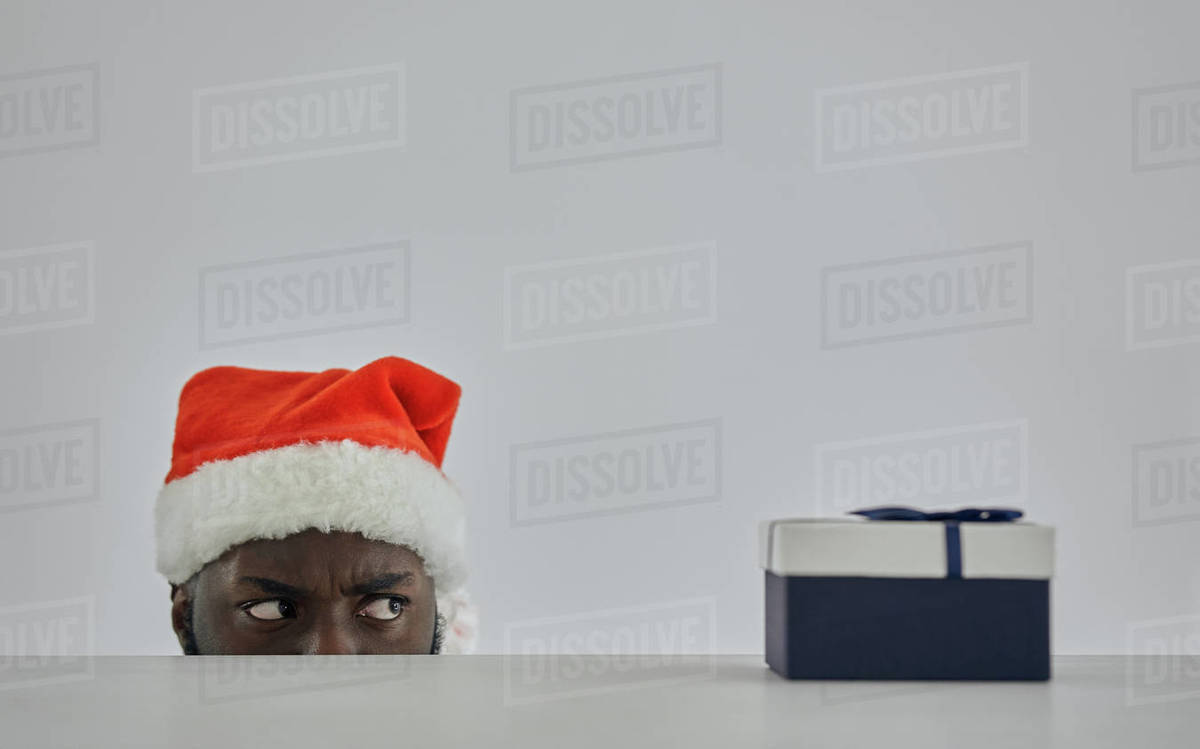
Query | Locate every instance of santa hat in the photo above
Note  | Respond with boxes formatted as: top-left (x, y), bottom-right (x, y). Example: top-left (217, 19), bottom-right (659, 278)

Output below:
top-left (154, 356), bottom-right (477, 653)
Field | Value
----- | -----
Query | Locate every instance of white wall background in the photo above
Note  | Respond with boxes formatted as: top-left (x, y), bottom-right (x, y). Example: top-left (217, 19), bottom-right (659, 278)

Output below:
top-left (0, 0), bottom-right (1198, 656)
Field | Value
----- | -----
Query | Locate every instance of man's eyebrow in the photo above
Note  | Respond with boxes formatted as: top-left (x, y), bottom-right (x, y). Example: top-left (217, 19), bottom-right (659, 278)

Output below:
top-left (239, 577), bottom-right (307, 598)
top-left (348, 572), bottom-right (415, 595)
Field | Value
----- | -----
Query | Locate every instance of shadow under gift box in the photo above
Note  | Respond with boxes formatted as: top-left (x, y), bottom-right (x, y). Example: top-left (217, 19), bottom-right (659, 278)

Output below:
top-left (759, 518), bottom-right (1055, 680)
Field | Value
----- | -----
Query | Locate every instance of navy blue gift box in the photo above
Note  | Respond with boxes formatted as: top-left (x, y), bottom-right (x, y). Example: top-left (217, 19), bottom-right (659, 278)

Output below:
top-left (760, 508), bottom-right (1055, 680)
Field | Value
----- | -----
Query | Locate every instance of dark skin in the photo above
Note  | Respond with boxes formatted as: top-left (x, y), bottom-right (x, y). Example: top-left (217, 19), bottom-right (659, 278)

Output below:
top-left (170, 530), bottom-right (440, 655)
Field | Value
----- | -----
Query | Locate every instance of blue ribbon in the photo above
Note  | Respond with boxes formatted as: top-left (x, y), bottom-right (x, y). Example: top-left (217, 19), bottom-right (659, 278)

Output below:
top-left (849, 506), bottom-right (1023, 579)
top-left (850, 506), bottom-right (1023, 523)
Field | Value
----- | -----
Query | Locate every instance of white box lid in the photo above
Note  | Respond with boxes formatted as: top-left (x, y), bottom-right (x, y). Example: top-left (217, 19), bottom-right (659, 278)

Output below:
top-left (759, 518), bottom-right (1055, 579)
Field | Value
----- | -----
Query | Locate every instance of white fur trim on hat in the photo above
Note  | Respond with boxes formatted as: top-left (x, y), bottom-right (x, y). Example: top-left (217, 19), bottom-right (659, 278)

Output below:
top-left (155, 439), bottom-right (473, 650)
top-left (436, 588), bottom-right (478, 654)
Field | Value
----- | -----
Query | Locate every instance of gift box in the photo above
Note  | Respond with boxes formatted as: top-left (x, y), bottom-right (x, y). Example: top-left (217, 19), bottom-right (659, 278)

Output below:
top-left (760, 508), bottom-right (1054, 680)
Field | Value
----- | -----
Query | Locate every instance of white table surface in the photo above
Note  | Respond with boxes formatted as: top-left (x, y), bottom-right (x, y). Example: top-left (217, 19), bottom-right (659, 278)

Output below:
top-left (0, 656), bottom-right (1194, 747)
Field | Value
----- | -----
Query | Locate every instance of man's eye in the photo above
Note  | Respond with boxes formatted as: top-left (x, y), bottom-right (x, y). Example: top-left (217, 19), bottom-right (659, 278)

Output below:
top-left (357, 597), bottom-right (405, 620)
top-left (244, 600), bottom-right (295, 620)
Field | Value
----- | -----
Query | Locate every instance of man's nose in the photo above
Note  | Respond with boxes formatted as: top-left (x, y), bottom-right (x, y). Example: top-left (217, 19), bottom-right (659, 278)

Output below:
top-left (299, 616), bottom-right (359, 655)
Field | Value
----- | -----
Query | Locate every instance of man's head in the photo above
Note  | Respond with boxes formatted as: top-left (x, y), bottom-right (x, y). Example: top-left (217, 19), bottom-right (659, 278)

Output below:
top-left (171, 530), bottom-right (443, 654)
top-left (155, 357), bottom-right (475, 654)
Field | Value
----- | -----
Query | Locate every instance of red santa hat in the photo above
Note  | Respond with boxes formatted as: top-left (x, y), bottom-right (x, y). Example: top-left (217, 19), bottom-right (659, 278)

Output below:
top-left (154, 356), bottom-right (476, 653)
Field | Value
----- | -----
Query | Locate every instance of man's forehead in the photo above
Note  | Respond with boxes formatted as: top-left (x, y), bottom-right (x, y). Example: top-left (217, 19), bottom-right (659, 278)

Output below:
top-left (212, 530), bottom-right (426, 579)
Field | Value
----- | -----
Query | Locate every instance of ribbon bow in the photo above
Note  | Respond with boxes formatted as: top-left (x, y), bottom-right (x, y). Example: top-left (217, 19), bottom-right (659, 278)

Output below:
top-left (848, 506), bottom-right (1023, 578)
top-left (850, 506), bottom-right (1023, 522)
